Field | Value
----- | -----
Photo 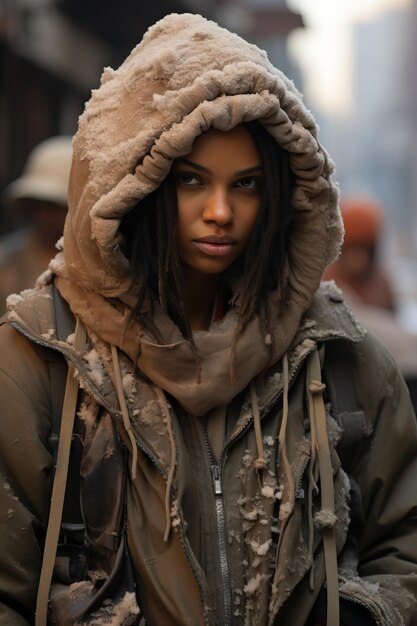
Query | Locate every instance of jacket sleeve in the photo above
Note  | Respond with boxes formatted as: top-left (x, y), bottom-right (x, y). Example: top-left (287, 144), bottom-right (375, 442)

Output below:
top-left (343, 332), bottom-right (417, 626)
top-left (0, 324), bottom-right (53, 624)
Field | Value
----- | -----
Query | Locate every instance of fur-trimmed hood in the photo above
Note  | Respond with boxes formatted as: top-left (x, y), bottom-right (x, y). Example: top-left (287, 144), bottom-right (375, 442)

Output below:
top-left (49, 12), bottom-right (343, 407)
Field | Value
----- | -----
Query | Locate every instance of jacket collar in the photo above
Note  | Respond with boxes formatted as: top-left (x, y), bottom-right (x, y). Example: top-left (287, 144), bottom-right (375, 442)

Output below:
top-left (294, 280), bottom-right (366, 346)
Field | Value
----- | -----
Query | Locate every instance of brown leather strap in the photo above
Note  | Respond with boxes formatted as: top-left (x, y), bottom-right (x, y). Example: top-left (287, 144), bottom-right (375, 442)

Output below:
top-left (307, 348), bottom-right (340, 626)
top-left (35, 318), bottom-right (86, 626)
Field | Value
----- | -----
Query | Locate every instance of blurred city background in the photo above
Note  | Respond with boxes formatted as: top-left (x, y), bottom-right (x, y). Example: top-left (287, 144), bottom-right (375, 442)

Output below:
top-left (1, 0), bottom-right (417, 340)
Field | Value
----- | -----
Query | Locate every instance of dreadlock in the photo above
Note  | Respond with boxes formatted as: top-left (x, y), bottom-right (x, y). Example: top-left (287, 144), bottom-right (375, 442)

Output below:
top-left (120, 120), bottom-right (294, 344)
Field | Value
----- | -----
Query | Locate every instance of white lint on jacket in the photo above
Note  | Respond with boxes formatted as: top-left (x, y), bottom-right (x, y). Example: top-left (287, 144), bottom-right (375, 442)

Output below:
top-left (248, 538), bottom-right (272, 558)
top-left (243, 572), bottom-right (269, 596)
top-left (77, 396), bottom-right (101, 447)
top-left (83, 349), bottom-right (105, 388)
top-left (70, 589), bottom-right (140, 626)
top-left (122, 373), bottom-right (136, 403)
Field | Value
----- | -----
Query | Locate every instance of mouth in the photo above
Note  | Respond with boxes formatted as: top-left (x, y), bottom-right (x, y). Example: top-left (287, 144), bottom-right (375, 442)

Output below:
top-left (193, 235), bottom-right (237, 257)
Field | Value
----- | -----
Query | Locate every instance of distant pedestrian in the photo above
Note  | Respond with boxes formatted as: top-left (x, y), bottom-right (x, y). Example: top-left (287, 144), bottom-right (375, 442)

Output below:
top-left (0, 136), bottom-right (72, 313)
top-left (324, 195), bottom-right (396, 311)
top-left (325, 195), bottom-right (417, 410)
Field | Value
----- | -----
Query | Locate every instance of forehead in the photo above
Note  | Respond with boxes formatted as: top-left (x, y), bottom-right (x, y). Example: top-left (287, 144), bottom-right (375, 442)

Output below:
top-left (183, 125), bottom-right (261, 168)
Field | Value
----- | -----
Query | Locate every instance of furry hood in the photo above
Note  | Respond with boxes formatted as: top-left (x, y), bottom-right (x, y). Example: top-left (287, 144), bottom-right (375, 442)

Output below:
top-left (52, 12), bottom-right (343, 376)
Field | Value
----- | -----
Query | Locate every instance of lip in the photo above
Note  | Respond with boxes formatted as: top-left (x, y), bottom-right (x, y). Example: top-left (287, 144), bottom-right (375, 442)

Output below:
top-left (193, 235), bottom-right (237, 257)
top-left (195, 235), bottom-right (237, 244)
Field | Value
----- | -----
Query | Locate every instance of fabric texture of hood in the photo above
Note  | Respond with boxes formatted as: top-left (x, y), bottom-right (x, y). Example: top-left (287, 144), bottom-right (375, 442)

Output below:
top-left (51, 12), bottom-right (343, 414)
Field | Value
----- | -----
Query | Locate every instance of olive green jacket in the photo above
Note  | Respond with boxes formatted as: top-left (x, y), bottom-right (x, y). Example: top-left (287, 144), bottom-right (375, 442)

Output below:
top-left (0, 281), bottom-right (416, 626)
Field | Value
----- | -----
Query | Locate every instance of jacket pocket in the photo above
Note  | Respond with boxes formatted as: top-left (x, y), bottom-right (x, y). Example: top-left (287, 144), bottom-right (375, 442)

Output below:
top-left (48, 535), bottom-right (141, 625)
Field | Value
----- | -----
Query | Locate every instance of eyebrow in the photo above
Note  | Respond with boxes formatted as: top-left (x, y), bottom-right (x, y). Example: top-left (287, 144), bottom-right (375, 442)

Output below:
top-left (176, 158), bottom-right (263, 177)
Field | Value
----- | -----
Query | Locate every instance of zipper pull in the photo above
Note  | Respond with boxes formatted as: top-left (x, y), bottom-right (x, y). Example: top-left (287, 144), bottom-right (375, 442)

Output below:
top-left (211, 465), bottom-right (222, 496)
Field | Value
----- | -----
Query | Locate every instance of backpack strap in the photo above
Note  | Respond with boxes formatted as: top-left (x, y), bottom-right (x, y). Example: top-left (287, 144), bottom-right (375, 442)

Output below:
top-left (307, 348), bottom-right (340, 626)
top-left (323, 340), bottom-right (370, 449)
top-left (48, 283), bottom-right (75, 458)
top-left (322, 338), bottom-right (368, 593)
top-left (44, 283), bottom-right (75, 463)
top-left (36, 316), bottom-right (87, 626)
top-left (49, 284), bottom-right (85, 527)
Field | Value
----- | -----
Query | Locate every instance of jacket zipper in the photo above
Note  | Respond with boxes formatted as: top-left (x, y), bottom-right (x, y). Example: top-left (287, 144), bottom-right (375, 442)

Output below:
top-left (210, 465), bottom-right (232, 625)
top-left (200, 421), bottom-right (232, 626)
top-left (192, 347), bottom-right (319, 625)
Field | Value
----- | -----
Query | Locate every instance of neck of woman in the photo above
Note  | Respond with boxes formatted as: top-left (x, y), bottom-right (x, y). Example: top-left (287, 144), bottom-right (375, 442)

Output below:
top-left (181, 267), bottom-right (220, 331)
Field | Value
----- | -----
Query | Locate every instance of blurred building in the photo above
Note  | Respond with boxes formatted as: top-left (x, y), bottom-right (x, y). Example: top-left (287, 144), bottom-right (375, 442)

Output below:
top-left (349, 4), bottom-right (417, 322)
top-left (353, 8), bottom-right (413, 237)
top-left (408, 0), bottom-right (417, 252)
top-left (0, 0), bottom-right (205, 231)
top-left (312, 5), bottom-right (413, 235)
top-left (214, 0), bottom-right (303, 83)
top-left (0, 0), bottom-right (302, 233)
top-left (302, 2), bottom-right (417, 323)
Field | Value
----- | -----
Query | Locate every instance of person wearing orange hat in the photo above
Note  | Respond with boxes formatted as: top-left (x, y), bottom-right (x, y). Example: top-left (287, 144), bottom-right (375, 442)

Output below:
top-left (324, 195), bottom-right (396, 310)
top-left (0, 136), bottom-right (72, 314)
top-left (325, 195), bottom-right (417, 409)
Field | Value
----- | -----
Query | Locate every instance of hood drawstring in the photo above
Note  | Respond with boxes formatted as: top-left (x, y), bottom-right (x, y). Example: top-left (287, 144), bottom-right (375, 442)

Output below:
top-left (278, 353), bottom-right (295, 517)
top-left (111, 346), bottom-right (176, 543)
top-left (306, 347), bottom-right (340, 626)
top-left (306, 372), bottom-right (320, 591)
top-left (111, 345), bottom-right (138, 480)
top-left (272, 352), bottom-right (297, 590)
top-left (250, 381), bottom-right (267, 478)
top-left (154, 386), bottom-right (177, 543)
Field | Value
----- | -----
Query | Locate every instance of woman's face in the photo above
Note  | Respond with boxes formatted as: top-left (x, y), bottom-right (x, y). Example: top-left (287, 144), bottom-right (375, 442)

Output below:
top-left (173, 125), bottom-right (263, 278)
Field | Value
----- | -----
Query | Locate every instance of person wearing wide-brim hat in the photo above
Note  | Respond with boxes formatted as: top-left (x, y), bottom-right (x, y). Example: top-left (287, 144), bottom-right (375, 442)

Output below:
top-left (0, 135), bottom-right (72, 313)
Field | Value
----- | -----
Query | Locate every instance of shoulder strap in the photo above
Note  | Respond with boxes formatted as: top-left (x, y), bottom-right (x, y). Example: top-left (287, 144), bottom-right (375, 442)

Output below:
top-left (49, 283), bottom-right (75, 452)
top-left (323, 340), bottom-right (369, 449)
top-left (307, 348), bottom-right (340, 626)
top-left (323, 340), bottom-right (358, 414)
top-left (48, 285), bottom-right (84, 524)
top-left (36, 317), bottom-right (87, 626)
top-left (51, 281), bottom-right (75, 440)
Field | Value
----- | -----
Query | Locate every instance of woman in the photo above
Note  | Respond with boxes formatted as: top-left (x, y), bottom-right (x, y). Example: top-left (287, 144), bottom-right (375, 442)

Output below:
top-left (0, 13), bottom-right (416, 626)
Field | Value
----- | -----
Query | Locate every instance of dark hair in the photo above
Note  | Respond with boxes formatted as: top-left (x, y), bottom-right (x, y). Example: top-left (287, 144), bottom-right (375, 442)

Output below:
top-left (120, 120), bottom-right (294, 341)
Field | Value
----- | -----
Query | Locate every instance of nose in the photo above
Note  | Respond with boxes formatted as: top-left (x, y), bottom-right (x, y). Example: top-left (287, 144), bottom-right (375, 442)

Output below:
top-left (202, 186), bottom-right (233, 225)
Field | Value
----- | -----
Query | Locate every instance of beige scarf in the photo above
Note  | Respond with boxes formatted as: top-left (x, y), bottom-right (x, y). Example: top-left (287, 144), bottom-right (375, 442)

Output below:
top-left (55, 269), bottom-right (302, 417)
top-left (136, 303), bottom-right (271, 416)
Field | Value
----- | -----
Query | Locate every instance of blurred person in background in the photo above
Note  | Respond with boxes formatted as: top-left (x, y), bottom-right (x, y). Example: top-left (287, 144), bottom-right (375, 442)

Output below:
top-left (324, 195), bottom-right (417, 409)
top-left (0, 136), bottom-right (72, 314)
top-left (324, 196), bottom-right (396, 311)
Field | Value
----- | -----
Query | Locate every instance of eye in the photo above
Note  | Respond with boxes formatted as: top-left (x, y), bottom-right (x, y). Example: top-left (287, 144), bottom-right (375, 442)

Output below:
top-left (235, 176), bottom-right (262, 191)
top-left (176, 172), bottom-right (201, 186)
